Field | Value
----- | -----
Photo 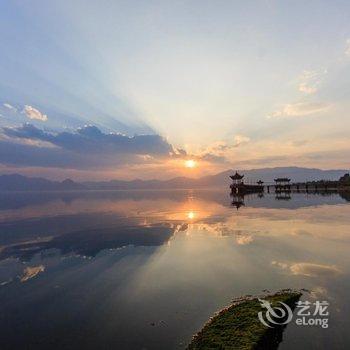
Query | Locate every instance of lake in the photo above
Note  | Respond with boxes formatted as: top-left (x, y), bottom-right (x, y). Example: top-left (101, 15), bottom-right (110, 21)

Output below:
top-left (0, 190), bottom-right (349, 349)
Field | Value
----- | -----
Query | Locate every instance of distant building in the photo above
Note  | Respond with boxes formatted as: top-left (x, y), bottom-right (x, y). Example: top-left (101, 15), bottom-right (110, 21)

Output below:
top-left (274, 178), bottom-right (291, 192)
top-left (339, 173), bottom-right (350, 183)
top-left (229, 172), bottom-right (263, 194)
top-left (230, 172), bottom-right (244, 185)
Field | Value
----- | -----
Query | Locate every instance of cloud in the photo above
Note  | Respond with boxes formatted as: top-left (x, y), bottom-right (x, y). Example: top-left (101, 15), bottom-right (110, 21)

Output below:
top-left (345, 38), bottom-right (350, 56)
top-left (3, 124), bottom-right (174, 155)
top-left (268, 102), bottom-right (330, 119)
top-left (4, 123), bottom-right (49, 141)
top-left (298, 69), bottom-right (326, 95)
top-left (291, 229), bottom-right (312, 236)
top-left (290, 263), bottom-right (341, 277)
top-left (173, 148), bottom-right (187, 156)
top-left (198, 152), bottom-right (229, 164)
top-left (0, 124), bottom-right (177, 170)
top-left (271, 261), bottom-right (289, 269)
top-left (3, 103), bottom-right (17, 112)
top-left (23, 105), bottom-right (48, 121)
top-left (0, 139), bottom-right (97, 169)
top-left (1, 124), bottom-right (234, 172)
top-left (181, 141), bottom-right (231, 165)
top-left (233, 134), bottom-right (250, 147)
top-left (20, 265), bottom-right (45, 282)
top-left (272, 261), bottom-right (342, 278)
top-left (236, 234), bottom-right (253, 245)
top-left (196, 135), bottom-right (250, 165)
top-left (309, 286), bottom-right (329, 300)
top-left (299, 84), bottom-right (317, 95)
top-left (291, 139), bottom-right (309, 147)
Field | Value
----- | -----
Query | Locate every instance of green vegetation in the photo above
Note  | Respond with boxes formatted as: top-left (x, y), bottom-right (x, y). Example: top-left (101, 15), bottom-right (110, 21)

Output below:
top-left (187, 291), bottom-right (302, 350)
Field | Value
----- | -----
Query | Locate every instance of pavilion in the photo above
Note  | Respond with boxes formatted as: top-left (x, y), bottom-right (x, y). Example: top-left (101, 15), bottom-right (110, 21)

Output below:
top-left (230, 172), bottom-right (244, 185)
top-left (274, 178), bottom-right (291, 192)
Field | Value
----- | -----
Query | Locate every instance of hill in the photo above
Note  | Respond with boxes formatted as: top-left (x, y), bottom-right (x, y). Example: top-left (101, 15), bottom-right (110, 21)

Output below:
top-left (0, 174), bottom-right (86, 191)
top-left (0, 167), bottom-right (348, 191)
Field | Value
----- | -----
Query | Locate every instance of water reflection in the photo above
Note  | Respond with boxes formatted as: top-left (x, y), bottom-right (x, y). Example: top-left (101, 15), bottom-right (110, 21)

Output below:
top-left (0, 190), bottom-right (349, 349)
top-left (231, 193), bottom-right (245, 209)
top-left (0, 224), bottom-right (175, 261)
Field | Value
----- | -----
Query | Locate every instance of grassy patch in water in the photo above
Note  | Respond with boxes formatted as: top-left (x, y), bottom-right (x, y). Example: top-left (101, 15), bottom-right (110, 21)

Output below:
top-left (187, 290), bottom-right (302, 350)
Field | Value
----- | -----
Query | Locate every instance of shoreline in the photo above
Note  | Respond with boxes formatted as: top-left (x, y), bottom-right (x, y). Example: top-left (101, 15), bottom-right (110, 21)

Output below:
top-left (187, 290), bottom-right (302, 350)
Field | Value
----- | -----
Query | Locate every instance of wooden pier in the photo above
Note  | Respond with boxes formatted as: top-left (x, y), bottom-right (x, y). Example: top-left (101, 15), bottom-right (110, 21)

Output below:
top-left (229, 172), bottom-right (350, 209)
top-left (267, 181), bottom-right (340, 193)
top-left (230, 172), bottom-right (349, 195)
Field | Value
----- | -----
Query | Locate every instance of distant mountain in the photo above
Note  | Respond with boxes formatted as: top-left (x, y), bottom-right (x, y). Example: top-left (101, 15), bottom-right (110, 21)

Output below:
top-left (0, 167), bottom-right (348, 191)
top-left (83, 177), bottom-right (199, 190)
top-left (83, 167), bottom-right (349, 189)
top-left (0, 174), bottom-right (86, 191)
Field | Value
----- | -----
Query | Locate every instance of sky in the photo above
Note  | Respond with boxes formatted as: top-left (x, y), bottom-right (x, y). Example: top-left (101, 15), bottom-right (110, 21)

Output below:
top-left (0, 0), bottom-right (350, 180)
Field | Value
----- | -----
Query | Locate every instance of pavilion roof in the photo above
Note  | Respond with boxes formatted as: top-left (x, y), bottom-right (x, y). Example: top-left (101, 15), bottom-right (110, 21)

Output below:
top-left (230, 172), bottom-right (244, 180)
top-left (274, 178), bottom-right (291, 182)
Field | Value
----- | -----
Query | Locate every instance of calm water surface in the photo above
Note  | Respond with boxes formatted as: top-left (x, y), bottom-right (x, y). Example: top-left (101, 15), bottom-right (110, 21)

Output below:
top-left (0, 190), bottom-right (349, 349)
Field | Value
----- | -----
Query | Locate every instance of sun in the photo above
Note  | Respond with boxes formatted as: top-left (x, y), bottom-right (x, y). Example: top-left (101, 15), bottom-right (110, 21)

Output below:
top-left (187, 211), bottom-right (195, 219)
top-left (185, 159), bottom-right (196, 168)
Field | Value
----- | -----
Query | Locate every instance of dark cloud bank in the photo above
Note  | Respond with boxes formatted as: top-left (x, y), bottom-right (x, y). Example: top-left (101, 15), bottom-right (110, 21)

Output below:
top-left (1, 124), bottom-right (175, 169)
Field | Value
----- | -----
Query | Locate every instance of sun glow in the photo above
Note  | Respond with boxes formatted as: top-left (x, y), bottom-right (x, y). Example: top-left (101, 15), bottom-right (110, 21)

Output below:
top-left (185, 159), bottom-right (196, 168)
top-left (187, 211), bottom-right (195, 220)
